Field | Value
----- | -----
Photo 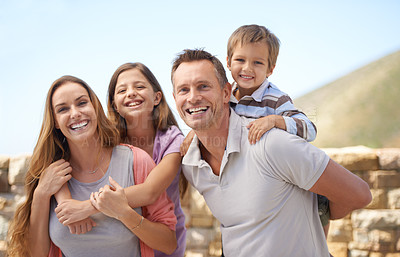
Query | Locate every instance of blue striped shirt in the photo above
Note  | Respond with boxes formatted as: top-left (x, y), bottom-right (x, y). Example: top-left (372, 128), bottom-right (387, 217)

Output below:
top-left (230, 79), bottom-right (317, 141)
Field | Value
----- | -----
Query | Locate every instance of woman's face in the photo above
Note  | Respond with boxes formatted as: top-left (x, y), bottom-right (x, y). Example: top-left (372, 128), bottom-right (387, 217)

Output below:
top-left (113, 69), bottom-right (161, 125)
top-left (52, 82), bottom-right (98, 144)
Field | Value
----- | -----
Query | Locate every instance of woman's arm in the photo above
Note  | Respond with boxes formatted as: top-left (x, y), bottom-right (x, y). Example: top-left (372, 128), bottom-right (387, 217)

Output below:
top-left (124, 152), bottom-right (182, 207)
top-left (91, 177), bottom-right (177, 254)
top-left (29, 160), bottom-right (71, 256)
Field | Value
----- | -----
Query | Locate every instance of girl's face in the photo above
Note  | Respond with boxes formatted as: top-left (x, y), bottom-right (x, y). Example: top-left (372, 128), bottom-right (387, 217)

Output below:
top-left (113, 69), bottom-right (162, 125)
top-left (52, 82), bottom-right (98, 144)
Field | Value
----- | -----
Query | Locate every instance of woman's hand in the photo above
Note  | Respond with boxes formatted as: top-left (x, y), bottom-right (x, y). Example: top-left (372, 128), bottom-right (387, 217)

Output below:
top-left (90, 176), bottom-right (131, 219)
top-left (37, 159), bottom-right (72, 198)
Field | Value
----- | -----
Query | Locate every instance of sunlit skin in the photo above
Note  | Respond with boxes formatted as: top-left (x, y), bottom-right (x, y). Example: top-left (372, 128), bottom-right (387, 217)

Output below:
top-left (173, 60), bottom-right (231, 175)
top-left (173, 60), bottom-right (231, 132)
top-left (52, 83), bottom-right (98, 146)
top-left (227, 42), bottom-right (275, 99)
top-left (113, 69), bottom-right (161, 131)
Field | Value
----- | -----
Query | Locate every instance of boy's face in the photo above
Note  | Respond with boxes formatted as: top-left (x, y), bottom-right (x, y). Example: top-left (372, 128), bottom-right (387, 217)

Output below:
top-left (227, 42), bottom-right (274, 95)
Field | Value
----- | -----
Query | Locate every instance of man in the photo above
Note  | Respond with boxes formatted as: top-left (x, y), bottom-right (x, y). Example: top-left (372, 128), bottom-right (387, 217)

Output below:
top-left (171, 49), bottom-right (371, 256)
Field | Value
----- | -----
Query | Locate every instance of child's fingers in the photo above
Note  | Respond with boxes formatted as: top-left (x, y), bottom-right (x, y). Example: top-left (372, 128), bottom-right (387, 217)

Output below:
top-left (68, 225), bottom-right (76, 234)
top-left (256, 129), bottom-right (264, 142)
top-left (108, 176), bottom-right (122, 190)
top-left (90, 192), bottom-right (98, 209)
top-left (180, 143), bottom-right (189, 156)
top-left (90, 218), bottom-right (97, 227)
top-left (246, 121), bottom-right (254, 129)
top-left (248, 127), bottom-right (257, 145)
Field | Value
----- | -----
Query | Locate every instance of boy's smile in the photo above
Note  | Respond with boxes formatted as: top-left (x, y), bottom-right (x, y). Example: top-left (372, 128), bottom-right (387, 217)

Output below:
top-left (228, 42), bottom-right (274, 99)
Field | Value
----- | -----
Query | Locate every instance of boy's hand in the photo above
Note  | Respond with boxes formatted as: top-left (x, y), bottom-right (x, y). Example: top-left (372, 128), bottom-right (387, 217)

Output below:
top-left (247, 115), bottom-right (284, 144)
top-left (180, 130), bottom-right (195, 156)
top-left (67, 218), bottom-right (97, 235)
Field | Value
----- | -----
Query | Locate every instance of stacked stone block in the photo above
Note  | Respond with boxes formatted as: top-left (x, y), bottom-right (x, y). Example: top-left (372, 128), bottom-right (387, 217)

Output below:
top-left (0, 147), bottom-right (399, 256)
top-left (317, 147), bottom-right (400, 257)
top-left (183, 146), bottom-right (400, 257)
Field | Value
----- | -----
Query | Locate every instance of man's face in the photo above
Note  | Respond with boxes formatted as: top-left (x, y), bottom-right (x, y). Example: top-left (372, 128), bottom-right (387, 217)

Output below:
top-left (173, 60), bottom-right (230, 131)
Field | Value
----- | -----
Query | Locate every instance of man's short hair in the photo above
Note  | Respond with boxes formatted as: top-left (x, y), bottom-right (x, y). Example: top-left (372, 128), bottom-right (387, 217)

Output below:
top-left (171, 49), bottom-right (228, 89)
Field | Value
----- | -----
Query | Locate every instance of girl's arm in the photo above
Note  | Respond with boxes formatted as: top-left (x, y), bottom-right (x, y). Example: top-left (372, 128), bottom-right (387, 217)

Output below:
top-left (29, 160), bottom-right (71, 256)
top-left (53, 170), bottom-right (97, 234)
top-left (91, 177), bottom-right (177, 254)
top-left (56, 152), bottom-right (181, 226)
top-left (124, 152), bottom-right (182, 207)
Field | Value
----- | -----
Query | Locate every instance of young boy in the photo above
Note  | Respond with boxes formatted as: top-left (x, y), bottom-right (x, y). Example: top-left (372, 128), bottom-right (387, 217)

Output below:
top-left (227, 24), bottom-right (316, 144)
top-left (181, 24), bottom-right (330, 237)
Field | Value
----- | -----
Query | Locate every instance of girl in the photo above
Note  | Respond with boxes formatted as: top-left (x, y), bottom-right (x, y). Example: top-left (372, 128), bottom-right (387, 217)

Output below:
top-left (106, 63), bottom-right (187, 257)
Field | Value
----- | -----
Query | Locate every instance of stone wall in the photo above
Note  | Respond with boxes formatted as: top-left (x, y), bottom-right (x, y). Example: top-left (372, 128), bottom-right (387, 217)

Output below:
top-left (0, 146), bottom-right (399, 256)
top-left (182, 146), bottom-right (400, 257)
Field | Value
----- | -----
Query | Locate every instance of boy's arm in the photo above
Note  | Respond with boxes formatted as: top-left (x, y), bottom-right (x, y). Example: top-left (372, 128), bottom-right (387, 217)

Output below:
top-left (274, 95), bottom-right (317, 142)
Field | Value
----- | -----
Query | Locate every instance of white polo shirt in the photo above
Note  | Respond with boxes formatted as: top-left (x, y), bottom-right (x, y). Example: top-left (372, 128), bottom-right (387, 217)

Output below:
top-left (182, 109), bottom-right (331, 256)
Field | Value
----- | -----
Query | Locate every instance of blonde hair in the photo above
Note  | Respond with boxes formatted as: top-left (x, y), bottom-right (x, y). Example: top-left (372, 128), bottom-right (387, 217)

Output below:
top-left (7, 75), bottom-right (119, 257)
top-left (107, 62), bottom-right (179, 140)
top-left (227, 24), bottom-right (280, 72)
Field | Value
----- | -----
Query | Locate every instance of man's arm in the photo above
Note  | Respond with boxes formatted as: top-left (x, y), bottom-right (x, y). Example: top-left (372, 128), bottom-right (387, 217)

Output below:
top-left (309, 159), bottom-right (372, 219)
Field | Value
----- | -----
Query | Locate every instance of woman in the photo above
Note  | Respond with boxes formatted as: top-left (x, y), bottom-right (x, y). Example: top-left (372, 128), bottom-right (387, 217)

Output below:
top-left (7, 76), bottom-right (177, 257)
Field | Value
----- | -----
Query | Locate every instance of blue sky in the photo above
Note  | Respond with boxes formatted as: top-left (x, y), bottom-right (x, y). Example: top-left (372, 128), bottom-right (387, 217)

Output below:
top-left (1, 0), bottom-right (399, 155)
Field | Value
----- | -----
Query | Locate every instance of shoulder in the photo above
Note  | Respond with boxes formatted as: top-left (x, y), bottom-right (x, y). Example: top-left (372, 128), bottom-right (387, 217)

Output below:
top-left (266, 81), bottom-right (288, 96)
top-left (262, 129), bottom-right (303, 152)
top-left (120, 144), bottom-right (156, 184)
top-left (159, 126), bottom-right (184, 141)
top-left (155, 126), bottom-right (184, 158)
top-left (119, 144), bottom-right (155, 167)
top-left (261, 129), bottom-right (326, 163)
top-left (112, 145), bottom-right (134, 159)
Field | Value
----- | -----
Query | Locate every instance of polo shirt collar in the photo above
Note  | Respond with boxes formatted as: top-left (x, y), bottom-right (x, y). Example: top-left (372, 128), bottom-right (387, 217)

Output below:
top-left (225, 109), bottom-right (242, 155)
top-left (230, 78), bottom-right (270, 103)
top-left (182, 108), bottom-right (242, 167)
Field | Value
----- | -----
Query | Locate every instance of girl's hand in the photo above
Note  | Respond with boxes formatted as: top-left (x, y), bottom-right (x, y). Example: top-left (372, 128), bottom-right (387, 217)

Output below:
top-left (37, 159), bottom-right (72, 197)
top-left (180, 130), bottom-right (195, 156)
top-left (90, 176), bottom-right (131, 219)
top-left (55, 199), bottom-right (95, 225)
top-left (66, 218), bottom-right (97, 235)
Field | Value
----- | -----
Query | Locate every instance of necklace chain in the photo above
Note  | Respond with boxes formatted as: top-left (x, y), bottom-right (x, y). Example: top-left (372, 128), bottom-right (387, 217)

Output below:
top-left (70, 152), bottom-right (105, 174)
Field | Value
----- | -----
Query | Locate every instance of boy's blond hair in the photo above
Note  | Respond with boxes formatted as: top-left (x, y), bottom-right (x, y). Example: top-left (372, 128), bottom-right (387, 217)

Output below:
top-left (227, 24), bottom-right (280, 72)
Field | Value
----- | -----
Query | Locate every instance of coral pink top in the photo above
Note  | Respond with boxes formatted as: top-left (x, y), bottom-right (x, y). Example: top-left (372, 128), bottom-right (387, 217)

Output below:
top-left (48, 144), bottom-right (176, 257)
